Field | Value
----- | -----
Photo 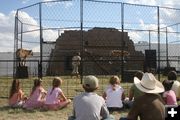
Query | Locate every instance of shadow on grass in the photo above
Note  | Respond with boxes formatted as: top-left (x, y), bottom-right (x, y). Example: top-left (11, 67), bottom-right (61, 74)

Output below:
top-left (0, 105), bottom-right (71, 114)
top-left (0, 106), bottom-right (40, 114)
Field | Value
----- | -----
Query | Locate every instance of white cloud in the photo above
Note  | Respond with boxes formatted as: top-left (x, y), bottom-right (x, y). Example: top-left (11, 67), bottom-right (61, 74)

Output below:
top-left (64, 2), bottom-right (73, 8)
top-left (41, 0), bottom-right (73, 8)
top-left (42, 0), bottom-right (54, 2)
top-left (98, 0), bottom-right (180, 9)
top-left (42, 29), bottom-right (59, 41)
top-left (0, 10), bottom-right (59, 52)
top-left (0, 11), bottom-right (16, 52)
top-left (162, 0), bottom-right (180, 7)
top-left (126, 0), bottom-right (157, 6)
top-left (18, 11), bottom-right (40, 38)
top-left (21, 0), bottom-right (30, 4)
top-left (128, 31), bottom-right (142, 43)
top-left (17, 11), bottom-right (59, 52)
top-left (126, 0), bottom-right (180, 8)
top-left (139, 19), bottom-right (157, 30)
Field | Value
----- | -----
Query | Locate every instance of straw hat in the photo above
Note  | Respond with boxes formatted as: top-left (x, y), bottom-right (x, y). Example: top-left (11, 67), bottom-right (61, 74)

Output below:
top-left (134, 73), bottom-right (164, 93)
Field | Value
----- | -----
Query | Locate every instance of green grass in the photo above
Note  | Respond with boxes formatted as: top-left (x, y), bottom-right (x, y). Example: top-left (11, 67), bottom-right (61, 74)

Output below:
top-left (0, 75), bottom-right (178, 120)
top-left (0, 75), bottom-right (130, 120)
top-left (0, 98), bottom-right (128, 120)
top-left (0, 75), bottom-right (133, 98)
top-left (0, 99), bottom-right (73, 120)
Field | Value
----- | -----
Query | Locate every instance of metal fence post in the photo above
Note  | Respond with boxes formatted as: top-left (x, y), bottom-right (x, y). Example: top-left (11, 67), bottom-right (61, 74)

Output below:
top-left (80, 0), bottom-right (84, 84)
top-left (39, 2), bottom-right (43, 78)
top-left (157, 6), bottom-right (160, 80)
top-left (13, 12), bottom-right (18, 78)
top-left (121, 3), bottom-right (125, 81)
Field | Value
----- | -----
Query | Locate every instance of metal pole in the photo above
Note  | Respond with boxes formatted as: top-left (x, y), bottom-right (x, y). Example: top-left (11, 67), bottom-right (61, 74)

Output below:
top-left (80, 0), bottom-right (83, 84)
top-left (13, 11), bottom-right (18, 78)
top-left (157, 6), bottom-right (160, 80)
top-left (149, 30), bottom-right (151, 50)
top-left (21, 23), bottom-right (23, 48)
top-left (121, 3), bottom-right (124, 81)
top-left (39, 3), bottom-right (43, 78)
top-left (58, 29), bottom-right (60, 37)
top-left (166, 27), bottom-right (169, 67)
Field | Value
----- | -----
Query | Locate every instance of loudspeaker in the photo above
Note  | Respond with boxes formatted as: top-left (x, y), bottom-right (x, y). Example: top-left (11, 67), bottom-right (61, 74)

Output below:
top-left (144, 50), bottom-right (156, 71)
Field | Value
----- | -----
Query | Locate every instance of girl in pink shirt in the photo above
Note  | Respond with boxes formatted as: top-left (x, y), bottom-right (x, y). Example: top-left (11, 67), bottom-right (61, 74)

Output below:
top-left (44, 77), bottom-right (71, 110)
top-left (9, 79), bottom-right (26, 107)
top-left (23, 78), bottom-right (47, 109)
top-left (162, 80), bottom-right (177, 105)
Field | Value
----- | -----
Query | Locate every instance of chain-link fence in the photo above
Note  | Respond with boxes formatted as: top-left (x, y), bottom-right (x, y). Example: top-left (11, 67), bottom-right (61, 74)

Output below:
top-left (2, 0), bottom-right (179, 98)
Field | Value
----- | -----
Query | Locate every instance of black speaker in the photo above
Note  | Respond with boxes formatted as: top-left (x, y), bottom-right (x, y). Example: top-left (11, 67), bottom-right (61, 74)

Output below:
top-left (144, 50), bottom-right (156, 71)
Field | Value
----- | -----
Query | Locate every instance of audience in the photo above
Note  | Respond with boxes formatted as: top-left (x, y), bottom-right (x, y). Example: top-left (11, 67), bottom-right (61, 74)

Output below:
top-left (9, 72), bottom-right (178, 120)
top-left (126, 71), bottom-right (144, 108)
top-left (103, 76), bottom-right (125, 112)
top-left (69, 75), bottom-right (115, 120)
top-left (23, 78), bottom-right (47, 109)
top-left (120, 73), bottom-right (165, 120)
top-left (9, 79), bottom-right (26, 107)
top-left (162, 80), bottom-right (177, 105)
top-left (44, 77), bottom-right (71, 110)
top-left (167, 71), bottom-right (180, 100)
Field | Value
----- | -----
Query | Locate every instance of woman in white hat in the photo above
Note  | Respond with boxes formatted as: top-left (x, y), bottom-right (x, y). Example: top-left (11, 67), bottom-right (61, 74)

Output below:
top-left (125, 72), bottom-right (165, 120)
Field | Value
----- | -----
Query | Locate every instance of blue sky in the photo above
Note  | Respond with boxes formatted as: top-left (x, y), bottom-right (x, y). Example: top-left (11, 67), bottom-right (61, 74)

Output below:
top-left (0, 0), bottom-right (180, 52)
top-left (0, 0), bottom-right (43, 14)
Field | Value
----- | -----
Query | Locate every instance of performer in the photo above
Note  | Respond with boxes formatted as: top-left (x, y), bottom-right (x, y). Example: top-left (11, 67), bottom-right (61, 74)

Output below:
top-left (72, 52), bottom-right (81, 77)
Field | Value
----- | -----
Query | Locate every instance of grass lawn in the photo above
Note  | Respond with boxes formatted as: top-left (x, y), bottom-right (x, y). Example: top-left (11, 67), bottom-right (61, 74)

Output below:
top-left (0, 75), bottom-right (130, 120)
top-left (0, 75), bottom-right (133, 98)
top-left (0, 75), bottom-right (178, 120)
top-left (0, 98), bottom-right (73, 120)
top-left (0, 97), bottom-right (129, 120)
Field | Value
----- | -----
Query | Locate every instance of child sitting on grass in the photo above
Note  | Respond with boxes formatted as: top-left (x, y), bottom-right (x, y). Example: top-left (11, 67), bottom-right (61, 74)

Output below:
top-left (103, 76), bottom-right (125, 112)
top-left (125, 71), bottom-right (144, 108)
top-left (9, 79), bottom-right (26, 107)
top-left (162, 80), bottom-right (177, 106)
top-left (23, 78), bottom-right (47, 109)
top-left (69, 75), bottom-right (115, 120)
top-left (44, 77), bottom-right (71, 110)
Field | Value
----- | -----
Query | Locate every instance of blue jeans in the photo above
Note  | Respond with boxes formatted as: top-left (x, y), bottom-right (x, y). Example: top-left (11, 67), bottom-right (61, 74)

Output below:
top-left (119, 117), bottom-right (128, 120)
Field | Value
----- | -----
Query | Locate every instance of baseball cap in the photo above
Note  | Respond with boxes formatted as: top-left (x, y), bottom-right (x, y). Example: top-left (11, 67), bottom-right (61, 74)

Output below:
top-left (83, 75), bottom-right (99, 89)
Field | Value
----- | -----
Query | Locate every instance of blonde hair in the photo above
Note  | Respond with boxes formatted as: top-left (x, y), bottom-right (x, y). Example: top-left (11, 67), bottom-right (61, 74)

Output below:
top-left (109, 76), bottom-right (120, 85)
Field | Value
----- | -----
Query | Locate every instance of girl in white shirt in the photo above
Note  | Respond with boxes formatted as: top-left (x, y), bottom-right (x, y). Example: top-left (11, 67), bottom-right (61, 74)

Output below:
top-left (103, 76), bottom-right (125, 112)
